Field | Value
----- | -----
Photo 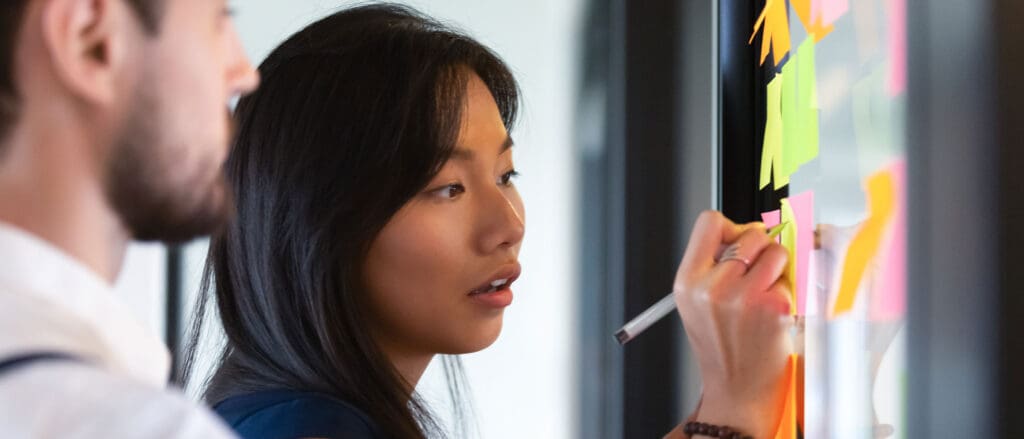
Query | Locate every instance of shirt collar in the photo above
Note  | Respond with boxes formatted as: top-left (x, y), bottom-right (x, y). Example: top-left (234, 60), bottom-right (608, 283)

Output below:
top-left (0, 222), bottom-right (171, 387)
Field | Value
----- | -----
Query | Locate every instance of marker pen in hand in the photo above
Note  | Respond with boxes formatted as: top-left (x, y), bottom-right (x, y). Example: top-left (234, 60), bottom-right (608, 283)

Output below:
top-left (614, 222), bottom-right (789, 345)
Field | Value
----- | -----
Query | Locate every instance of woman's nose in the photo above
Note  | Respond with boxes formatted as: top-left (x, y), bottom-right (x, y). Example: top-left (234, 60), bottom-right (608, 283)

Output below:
top-left (478, 187), bottom-right (525, 253)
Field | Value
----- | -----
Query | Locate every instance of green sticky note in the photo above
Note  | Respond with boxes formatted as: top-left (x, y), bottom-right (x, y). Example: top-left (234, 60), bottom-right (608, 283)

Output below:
top-left (781, 56), bottom-right (799, 178)
top-left (799, 37), bottom-right (819, 110)
top-left (796, 38), bottom-right (819, 165)
top-left (781, 37), bottom-right (820, 180)
top-left (761, 74), bottom-right (784, 190)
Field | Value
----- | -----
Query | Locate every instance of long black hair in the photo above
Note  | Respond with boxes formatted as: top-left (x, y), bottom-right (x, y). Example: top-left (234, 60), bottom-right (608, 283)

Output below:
top-left (180, 4), bottom-right (519, 438)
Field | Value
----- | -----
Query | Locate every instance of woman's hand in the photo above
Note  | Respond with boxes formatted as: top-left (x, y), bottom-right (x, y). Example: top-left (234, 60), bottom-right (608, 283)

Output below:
top-left (672, 211), bottom-right (794, 438)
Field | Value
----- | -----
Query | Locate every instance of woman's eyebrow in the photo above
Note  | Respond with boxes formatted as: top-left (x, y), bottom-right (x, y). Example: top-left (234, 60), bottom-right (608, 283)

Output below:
top-left (501, 135), bottom-right (515, 152)
top-left (451, 135), bottom-right (515, 161)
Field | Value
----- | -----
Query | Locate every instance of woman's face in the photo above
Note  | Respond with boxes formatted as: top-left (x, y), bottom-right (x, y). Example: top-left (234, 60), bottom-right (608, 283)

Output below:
top-left (363, 73), bottom-right (526, 359)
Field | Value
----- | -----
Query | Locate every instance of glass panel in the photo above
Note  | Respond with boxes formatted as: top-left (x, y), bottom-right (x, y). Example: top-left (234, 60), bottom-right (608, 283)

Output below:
top-left (751, 1), bottom-right (908, 437)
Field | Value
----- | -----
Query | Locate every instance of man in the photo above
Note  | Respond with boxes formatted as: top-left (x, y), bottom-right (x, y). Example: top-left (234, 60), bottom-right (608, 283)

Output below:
top-left (0, 0), bottom-right (258, 436)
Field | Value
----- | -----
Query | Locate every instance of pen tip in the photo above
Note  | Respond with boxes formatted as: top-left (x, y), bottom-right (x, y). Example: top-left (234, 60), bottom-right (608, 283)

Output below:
top-left (614, 329), bottom-right (631, 345)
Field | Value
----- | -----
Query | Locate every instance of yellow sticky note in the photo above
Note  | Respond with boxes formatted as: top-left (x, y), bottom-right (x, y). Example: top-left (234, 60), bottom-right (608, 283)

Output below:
top-left (791, 0), bottom-right (836, 41)
top-left (780, 200), bottom-right (798, 315)
top-left (772, 354), bottom-right (799, 439)
top-left (750, 0), bottom-right (791, 67)
top-left (832, 169), bottom-right (896, 316)
top-left (760, 74), bottom-right (785, 190)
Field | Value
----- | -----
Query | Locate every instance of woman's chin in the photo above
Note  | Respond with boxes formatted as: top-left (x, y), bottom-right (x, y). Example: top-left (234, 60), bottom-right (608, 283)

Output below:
top-left (442, 319), bottom-right (505, 354)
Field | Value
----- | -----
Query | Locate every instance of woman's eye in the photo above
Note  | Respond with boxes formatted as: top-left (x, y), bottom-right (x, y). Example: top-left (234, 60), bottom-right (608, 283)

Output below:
top-left (432, 183), bottom-right (466, 199)
top-left (499, 170), bottom-right (520, 186)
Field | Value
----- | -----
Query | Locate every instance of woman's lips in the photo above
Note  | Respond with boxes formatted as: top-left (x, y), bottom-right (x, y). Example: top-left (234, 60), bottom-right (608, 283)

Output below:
top-left (467, 264), bottom-right (520, 308)
top-left (468, 264), bottom-right (521, 294)
top-left (469, 286), bottom-right (514, 308)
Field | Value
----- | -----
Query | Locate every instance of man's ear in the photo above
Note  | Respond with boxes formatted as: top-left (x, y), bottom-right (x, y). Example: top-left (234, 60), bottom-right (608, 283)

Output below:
top-left (39, 0), bottom-right (133, 107)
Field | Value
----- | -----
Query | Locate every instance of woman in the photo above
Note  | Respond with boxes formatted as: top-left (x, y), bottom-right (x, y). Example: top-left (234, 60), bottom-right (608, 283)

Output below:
top-left (185, 4), bottom-right (793, 439)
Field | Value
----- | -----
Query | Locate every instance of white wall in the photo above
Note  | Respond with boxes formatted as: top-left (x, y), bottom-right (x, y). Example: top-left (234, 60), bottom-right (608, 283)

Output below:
top-left (178, 2), bottom-right (583, 438)
top-left (112, 244), bottom-right (166, 338)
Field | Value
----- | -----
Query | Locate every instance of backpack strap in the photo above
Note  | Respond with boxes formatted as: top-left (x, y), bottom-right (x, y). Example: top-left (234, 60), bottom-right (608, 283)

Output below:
top-left (0, 352), bottom-right (80, 378)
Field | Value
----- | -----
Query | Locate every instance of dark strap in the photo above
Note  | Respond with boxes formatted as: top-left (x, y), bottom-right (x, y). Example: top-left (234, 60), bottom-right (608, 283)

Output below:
top-left (0, 352), bottom-right (80, 378)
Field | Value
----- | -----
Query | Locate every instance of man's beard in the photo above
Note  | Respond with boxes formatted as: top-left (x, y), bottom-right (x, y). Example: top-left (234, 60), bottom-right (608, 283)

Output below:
top-left (104, 91), bottom-right (233, 244)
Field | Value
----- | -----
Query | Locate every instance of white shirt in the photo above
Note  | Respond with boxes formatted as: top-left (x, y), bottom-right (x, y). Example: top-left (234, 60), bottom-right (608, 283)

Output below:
top-left (0, 223), bottom-right (237, 438)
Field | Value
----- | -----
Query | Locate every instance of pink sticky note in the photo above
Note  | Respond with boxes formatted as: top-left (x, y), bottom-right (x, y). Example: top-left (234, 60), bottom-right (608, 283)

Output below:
top-left (820, 0), bottom-right (849, 26)
top-left (762, 210), bottom-right (782, 240)
top-left (788, 191), bottom-right (815, 316)
top-left (887, 0), bottom-right (907, 96)
top-left (872, 161), bottom-right (906, 320)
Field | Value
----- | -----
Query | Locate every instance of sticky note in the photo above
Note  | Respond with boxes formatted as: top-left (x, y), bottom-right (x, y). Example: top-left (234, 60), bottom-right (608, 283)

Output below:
top-left (819, 0), bottom-right (849, 26)
top-left (787, 191), bottom-right (815, 316)
top-left (780, 200), bottom-right (798, 315)
top-left (772, 354), bottom-right (799, 439)
top-left (791, 0), bottom-right (835, 41)
top-left (760, 74), bottom-right (786, 190)
top-left (750, 0), bottom-right (791, 67)
top-left (780, 39), bottom-right (820, 179)
top-left (872, 161), bottom-right (906, 320)
top-left (851, 67), bottom-right (901, 178)
top-left (832, 168), bottom-right (897, 317)
top-left (762, 39), bottom-right (819, 192)
top-left (781, 58), bottom-right (799, 176)
top-left (795, 38), bottom-right (820, 162)
top-left (851, 0), bottom-right (880, 61)
top-left (762, 209), bottom-right (781, 230)
top-left (887, 0), bottom-right (907, 96)
top-left (796, 355), bottom-right (805, 438)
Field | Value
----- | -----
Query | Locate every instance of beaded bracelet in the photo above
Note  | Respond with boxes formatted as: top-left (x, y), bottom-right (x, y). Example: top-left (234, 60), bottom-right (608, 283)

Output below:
top-left (682, 421), bottom-right (754, 439)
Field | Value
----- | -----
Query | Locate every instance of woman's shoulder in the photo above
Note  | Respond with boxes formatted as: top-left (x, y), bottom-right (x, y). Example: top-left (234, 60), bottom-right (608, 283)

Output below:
top-left (212, 389), bottom-right (385, 439)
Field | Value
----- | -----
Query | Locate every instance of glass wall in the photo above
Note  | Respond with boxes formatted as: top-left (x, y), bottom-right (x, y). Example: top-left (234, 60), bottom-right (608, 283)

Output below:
top-left (737, 1), bottom-right (909, 437)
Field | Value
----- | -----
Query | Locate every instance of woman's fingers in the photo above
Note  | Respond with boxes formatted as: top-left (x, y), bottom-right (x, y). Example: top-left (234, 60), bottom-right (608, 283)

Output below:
top-left (707, 227), bottom-right (777, 294)
top-left (754, 276), bottom-right (795, 317)
top-left (680, 211), bottom-right (760, 276)
top-left (742, 242), bottom-right (789, 292)
top-left (680, 211), bottom-right (742, 273)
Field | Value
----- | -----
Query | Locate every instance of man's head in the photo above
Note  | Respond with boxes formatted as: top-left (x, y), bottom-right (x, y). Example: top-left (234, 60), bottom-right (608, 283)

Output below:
top-left (0, 0), bottom-right (258, 243)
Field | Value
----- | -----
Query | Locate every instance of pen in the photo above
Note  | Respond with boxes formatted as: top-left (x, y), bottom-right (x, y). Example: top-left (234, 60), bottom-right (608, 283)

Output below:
top-left (614, 222), bottom-right (789, 345)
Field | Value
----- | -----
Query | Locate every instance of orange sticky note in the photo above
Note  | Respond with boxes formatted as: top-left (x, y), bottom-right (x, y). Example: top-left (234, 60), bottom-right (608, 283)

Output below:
top-left (872, 160), bottom-right (907, 320)
top-left (772, 354), bottom-right (799, 439)
top-left (832, 169), bottom-right (897, 316)
top-left (750, 0), bottom-right (791, 67)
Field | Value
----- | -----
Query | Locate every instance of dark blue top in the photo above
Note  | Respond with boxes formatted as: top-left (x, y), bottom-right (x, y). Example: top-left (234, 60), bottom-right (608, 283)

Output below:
top-left (213, 390), bottom-right (386, 439)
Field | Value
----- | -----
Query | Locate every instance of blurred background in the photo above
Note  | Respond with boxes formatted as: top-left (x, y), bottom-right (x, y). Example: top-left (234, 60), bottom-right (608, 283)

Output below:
top-left (115, 1), bottom-right (599, 437)
top-left (109, 1), bottom-right (1024, 438)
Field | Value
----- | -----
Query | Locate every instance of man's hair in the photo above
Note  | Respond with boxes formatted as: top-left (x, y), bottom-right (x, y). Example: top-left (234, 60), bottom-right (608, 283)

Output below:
top-left (0, 0), bottom-right (164, 144)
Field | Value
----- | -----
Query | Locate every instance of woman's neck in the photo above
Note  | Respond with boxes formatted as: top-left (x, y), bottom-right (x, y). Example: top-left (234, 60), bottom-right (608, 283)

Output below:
top-left (377, 340), bottom-right (434, 393)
